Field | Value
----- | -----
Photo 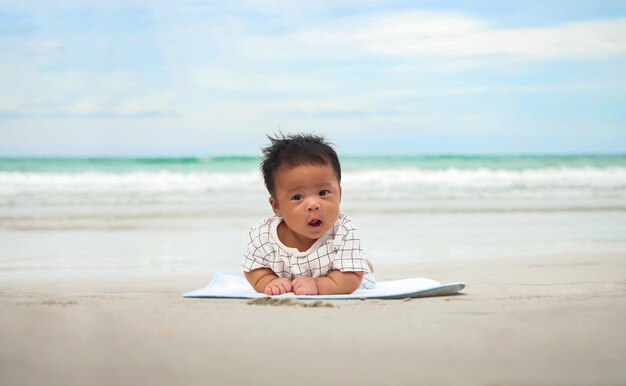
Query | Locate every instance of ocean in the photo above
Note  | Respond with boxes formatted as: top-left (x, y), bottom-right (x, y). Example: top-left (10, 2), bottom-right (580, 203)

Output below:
top-left (1, 155), bottom-right (625, 277)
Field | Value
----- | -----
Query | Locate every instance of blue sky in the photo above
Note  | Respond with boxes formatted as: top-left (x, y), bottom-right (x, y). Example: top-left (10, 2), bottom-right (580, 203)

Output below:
top-left (0, 0), bottom-right (625, 156)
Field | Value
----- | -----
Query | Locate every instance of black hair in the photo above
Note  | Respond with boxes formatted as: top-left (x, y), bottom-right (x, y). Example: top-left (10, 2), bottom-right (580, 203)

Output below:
top-left (261, 133), bottom-right (341, 196)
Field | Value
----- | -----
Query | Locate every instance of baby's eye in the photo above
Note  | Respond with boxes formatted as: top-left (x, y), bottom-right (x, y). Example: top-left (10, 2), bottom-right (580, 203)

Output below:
top-left (291, 194), bottom-right (304, 201)
top-left (319, 189), bottom-right (330, 197)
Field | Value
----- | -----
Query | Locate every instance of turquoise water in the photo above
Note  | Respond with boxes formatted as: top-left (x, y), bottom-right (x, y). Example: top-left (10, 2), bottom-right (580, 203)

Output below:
top-left (0, 156), bottom-right (261, 173)
top-left (1, 154), bottom-right (625, 173)
top-left (343, 154), bottom-right (626, 171)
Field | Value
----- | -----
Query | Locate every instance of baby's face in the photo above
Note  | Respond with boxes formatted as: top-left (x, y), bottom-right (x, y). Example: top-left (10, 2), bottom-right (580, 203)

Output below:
top-left (269, 163), bottom-right (341, 245)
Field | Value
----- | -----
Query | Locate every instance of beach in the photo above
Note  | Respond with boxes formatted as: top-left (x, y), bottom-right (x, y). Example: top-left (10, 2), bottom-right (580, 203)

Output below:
top-left (2, 0), bottom-right (625, 383)
top-left (1, 155), bottom-right (626, 385)
top-left (1, 253), bottom-right (625, 386)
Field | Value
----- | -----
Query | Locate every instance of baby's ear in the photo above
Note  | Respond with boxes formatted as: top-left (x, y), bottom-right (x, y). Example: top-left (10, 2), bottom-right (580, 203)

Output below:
top-left (269, 196), bottom-right (281, 216)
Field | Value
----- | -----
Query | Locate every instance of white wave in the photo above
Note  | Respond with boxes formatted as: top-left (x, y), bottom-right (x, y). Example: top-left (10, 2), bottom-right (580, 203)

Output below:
top-left (1, 167), bottom-right (625, 206)
top-left (343, 167), bottom-right (626, 189)
top-left (0, 171), bottom-right (262, 193)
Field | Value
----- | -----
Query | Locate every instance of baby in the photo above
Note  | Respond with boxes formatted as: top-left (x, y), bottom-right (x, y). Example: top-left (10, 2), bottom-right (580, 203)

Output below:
top-left (242, 133), bottom-right (375, 295)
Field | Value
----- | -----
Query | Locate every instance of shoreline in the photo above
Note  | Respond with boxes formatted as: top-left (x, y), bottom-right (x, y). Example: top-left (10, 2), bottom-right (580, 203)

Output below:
top-left (1, 253), bottom-right (625, 386)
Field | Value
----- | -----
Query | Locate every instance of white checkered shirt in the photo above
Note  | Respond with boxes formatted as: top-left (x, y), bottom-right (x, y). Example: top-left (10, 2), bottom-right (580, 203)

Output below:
top-left (241, 212), bottom-right (375, 289)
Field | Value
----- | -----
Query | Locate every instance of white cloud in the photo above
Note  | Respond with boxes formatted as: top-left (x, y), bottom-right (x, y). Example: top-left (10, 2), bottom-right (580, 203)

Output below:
top-left (428, 82), bottom-right (626, 96)
top-left (117, 92), bottom-right (178, 114)
top-left (193, 67), bottom-right (336, 93)
top-left (0, 66), bottom-right (172, 116)
top-left (0, 96), bottom-right (25, 111)
top-left (243, 12), bottom-right (626, 61)
top-left (232, 0), bottom-right (392, 15)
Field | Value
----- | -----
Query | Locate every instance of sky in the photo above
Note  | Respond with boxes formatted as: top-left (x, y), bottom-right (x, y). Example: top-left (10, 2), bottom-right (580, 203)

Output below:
top-left (0, 0), bottom-right (625, 156)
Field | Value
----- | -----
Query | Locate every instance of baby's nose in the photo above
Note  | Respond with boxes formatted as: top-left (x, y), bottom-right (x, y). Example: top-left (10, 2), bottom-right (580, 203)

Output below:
top-left (307, 198), bottom-right (320, 211)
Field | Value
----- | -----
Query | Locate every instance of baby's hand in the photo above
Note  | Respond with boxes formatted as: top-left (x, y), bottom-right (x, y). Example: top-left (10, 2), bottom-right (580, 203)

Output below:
top-left (264, 277), bottom-right (292, 295)
top-left (292, 276), bottom-right (319, 295)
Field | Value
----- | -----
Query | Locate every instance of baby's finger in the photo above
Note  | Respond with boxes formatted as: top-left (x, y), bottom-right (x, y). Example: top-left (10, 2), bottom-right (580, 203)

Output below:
top-left (267, 284), bottom-right (280, 296)
top-left (280, 281), bottom-right (292, 293)
top-left (278, 281), bottom-right (291, 294)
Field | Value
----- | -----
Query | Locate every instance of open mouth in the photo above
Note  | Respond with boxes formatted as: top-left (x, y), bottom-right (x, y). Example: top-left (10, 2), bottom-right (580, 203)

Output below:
top-left (308, 219), bottom-right (322, 227)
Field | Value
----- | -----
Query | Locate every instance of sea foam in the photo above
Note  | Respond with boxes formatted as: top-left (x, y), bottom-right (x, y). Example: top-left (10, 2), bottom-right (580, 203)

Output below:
top-left (1, 167), bottom-right (625, 206)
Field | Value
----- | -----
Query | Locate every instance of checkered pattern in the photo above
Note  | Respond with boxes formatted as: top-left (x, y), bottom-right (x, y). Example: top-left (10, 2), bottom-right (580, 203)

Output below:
top-left (241, 212), bottom-right (376, 289)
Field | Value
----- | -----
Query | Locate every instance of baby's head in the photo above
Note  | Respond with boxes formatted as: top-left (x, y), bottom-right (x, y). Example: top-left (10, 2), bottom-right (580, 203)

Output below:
top-left (261, 133), bottom-right (342, 243)
top-left (261, 133), bottom-right (341, 196)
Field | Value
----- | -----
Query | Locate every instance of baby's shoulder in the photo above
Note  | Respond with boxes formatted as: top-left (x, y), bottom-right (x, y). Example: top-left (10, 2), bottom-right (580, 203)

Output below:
top-left (247, 215), bottom-right (277, 237)
top-left (334, 211), bottom-right (356, 229)
top-left (245, 216), bottom-right (277, 246)
top-left (330, 212), bottom-right (358, 240)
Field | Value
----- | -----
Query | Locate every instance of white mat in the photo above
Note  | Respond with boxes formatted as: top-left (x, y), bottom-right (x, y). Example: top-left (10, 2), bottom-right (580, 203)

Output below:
top-left (183, 272), bottom-right (466, 300)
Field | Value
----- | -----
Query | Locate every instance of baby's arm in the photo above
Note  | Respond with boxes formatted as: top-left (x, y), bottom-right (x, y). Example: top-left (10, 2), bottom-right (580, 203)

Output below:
top-left (292, 270), bottom-right (364, 295)
top-left (244, 268), bottom-right (292, 295)
top-left (317, 270), bottom-right (364, 295)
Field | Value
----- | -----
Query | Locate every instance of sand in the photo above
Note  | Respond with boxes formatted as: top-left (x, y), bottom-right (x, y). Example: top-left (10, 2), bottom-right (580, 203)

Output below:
top-left (1, 253), bottom-right (625, 386)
